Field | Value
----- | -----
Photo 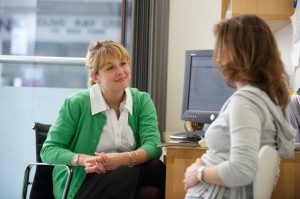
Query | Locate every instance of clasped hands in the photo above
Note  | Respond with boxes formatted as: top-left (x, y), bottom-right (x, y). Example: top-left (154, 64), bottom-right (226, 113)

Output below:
top-left (183, 158), bottom-right (204, 190)
top-left (83, 152), bottom-right (121, 174)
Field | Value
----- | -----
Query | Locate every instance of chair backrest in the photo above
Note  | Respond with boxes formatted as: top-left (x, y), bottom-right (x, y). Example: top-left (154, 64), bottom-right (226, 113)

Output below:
top-left (30, 122), bottom-right (54, 199)
top-left (253, 145), bottom-right (279, 199)
top-left (32, 122), bottom-right (51, 162)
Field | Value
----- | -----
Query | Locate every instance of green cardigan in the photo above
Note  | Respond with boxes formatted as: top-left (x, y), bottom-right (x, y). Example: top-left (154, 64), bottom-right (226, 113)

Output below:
top-left (40, 88), bottom-right (162, 199)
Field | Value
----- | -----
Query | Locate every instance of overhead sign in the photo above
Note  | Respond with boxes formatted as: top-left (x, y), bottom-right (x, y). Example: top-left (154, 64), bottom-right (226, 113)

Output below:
top-left (0, 14), bottom-right (123, 43)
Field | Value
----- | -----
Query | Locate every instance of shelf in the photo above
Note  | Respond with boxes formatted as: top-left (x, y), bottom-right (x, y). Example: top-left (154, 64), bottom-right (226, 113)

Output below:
top-left (221, 0), bottom-right (294, 32)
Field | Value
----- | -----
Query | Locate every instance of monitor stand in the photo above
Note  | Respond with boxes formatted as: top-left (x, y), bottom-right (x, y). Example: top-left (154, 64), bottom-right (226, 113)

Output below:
top-left (202, 123), bottom-right (210, 132)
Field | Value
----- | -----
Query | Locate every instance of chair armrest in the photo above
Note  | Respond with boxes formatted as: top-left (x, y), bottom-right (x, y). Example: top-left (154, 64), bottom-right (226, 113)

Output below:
top-left (22, 162), bottom-right (72, 199)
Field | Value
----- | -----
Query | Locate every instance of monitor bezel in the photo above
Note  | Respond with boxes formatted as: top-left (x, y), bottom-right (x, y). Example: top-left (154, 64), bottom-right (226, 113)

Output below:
top-left (181, 49), bottom-right (231, 124)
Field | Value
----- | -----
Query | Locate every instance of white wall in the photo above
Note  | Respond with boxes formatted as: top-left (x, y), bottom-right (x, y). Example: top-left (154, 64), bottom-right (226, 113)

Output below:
top-left (166, 0), bottom-right (222, 132)
top-left (275, 23), bottom-right (295, 90)
top-left (275, 22), bottom-right (300, 94)
top-left (166, 0), bottom-right (297, 133)
top-left (0, 87), bottom-right (83, 199)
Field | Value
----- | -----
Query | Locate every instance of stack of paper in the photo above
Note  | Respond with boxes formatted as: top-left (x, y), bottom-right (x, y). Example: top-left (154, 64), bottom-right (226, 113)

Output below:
top-left (287, 94), bottom-right (300, 144)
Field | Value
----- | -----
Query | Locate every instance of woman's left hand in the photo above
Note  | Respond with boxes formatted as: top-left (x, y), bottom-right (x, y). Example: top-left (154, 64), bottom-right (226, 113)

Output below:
top-left (183, 158), bottom-right (204, 190)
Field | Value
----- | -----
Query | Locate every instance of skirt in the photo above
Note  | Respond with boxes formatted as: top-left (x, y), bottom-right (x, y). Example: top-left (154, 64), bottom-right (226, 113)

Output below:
top-left (75, 165), bottom-right (140, 199)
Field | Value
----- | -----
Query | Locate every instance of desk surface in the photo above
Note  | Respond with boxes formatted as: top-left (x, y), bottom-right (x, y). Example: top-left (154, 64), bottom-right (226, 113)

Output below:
top-left (164, 145), bottom-right (300, 199)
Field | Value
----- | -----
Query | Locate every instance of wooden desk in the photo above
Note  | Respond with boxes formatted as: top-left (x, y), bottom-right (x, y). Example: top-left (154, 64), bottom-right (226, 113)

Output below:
top-left (271, 152), bottom-right (300, 199)
top-left (165, 146), bottom-right (300, 199)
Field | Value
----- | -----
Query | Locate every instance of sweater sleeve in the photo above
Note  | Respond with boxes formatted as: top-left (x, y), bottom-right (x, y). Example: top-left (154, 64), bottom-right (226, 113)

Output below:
top-left (218, 95), bottom-right (262, 187)
top-left (135, 91), bottom-right (162, 159)
top-left (40, 96), bottom-right (82, 165)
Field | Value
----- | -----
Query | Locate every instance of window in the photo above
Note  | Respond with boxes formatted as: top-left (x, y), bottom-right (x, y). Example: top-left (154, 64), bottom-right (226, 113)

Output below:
top-left (0, 0), bottom-right (127, 88)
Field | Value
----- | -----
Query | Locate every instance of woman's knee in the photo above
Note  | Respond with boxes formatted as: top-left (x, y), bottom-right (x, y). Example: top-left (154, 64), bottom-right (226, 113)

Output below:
top-left (138, 159), bottom-right (166, 191)
top-left (135, 185), bottom-right (164, 199)
top-left (143, 159), bottom-right (166, 175)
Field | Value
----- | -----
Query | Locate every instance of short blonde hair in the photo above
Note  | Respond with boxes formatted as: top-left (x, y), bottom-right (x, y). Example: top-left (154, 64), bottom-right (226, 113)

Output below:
top-left (85, 40), bottom-right (130, 87)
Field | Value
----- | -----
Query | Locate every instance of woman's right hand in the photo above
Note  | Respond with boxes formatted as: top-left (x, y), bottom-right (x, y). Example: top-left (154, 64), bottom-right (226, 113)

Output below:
top-left (184, 158), bottom-right (204, 190)
top-left (78, 153), bottom-right (109, 174)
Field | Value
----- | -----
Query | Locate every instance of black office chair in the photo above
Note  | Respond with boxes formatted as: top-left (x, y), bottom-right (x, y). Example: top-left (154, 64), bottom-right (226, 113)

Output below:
top-left (22, 122), bottom-right (72, 199)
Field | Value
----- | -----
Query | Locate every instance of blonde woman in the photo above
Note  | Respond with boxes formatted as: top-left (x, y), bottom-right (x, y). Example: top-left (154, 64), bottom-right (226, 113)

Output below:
top-left (41, 40), bottom-right (165, 199)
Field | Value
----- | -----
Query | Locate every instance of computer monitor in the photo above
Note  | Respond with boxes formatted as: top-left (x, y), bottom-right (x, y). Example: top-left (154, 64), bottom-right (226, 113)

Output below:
top-left (181, 49), bottom-right (235, 129)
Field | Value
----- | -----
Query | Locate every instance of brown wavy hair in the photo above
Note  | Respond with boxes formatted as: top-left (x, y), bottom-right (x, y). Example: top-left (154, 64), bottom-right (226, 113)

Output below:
top-left (213, 14), bottom-right (289, 110)
top-left (85, 40), bottom-right (130, 87)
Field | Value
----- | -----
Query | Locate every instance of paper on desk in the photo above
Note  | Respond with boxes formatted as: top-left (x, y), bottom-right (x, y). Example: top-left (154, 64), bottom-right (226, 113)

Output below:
top-left (199, 139), bottom-right (207, 148)
top-left (157, 142), bottom-right (199, 148)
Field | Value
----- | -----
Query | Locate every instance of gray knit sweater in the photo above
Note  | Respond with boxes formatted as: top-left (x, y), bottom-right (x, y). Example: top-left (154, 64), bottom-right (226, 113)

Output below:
top-left (186, 85), bottom-right (296, 199)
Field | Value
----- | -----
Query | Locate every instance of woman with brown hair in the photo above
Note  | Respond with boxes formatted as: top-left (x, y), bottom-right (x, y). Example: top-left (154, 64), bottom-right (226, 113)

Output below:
top-left (183, 14), bottom-right (296, 199)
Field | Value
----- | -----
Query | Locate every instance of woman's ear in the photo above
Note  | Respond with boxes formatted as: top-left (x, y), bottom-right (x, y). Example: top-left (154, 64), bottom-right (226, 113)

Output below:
top-left (90, 72), bottom-right (100, 84)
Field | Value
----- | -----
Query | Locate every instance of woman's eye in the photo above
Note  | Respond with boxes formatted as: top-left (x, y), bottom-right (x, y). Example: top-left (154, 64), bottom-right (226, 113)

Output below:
top-left (107, 66), bottom-right (114, 71)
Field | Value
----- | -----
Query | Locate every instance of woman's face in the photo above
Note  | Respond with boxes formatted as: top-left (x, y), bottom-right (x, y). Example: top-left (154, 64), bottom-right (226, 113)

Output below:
top-left (92, 58), bottom-right (131, 94)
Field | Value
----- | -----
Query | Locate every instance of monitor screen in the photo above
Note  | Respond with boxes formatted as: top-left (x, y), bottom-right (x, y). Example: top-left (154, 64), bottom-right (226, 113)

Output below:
top-left (181, 50), bottom-right (235, 125)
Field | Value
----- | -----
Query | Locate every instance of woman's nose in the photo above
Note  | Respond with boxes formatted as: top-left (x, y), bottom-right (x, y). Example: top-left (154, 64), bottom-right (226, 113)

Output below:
top-left (116, 65), bottom-right (124, 74)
